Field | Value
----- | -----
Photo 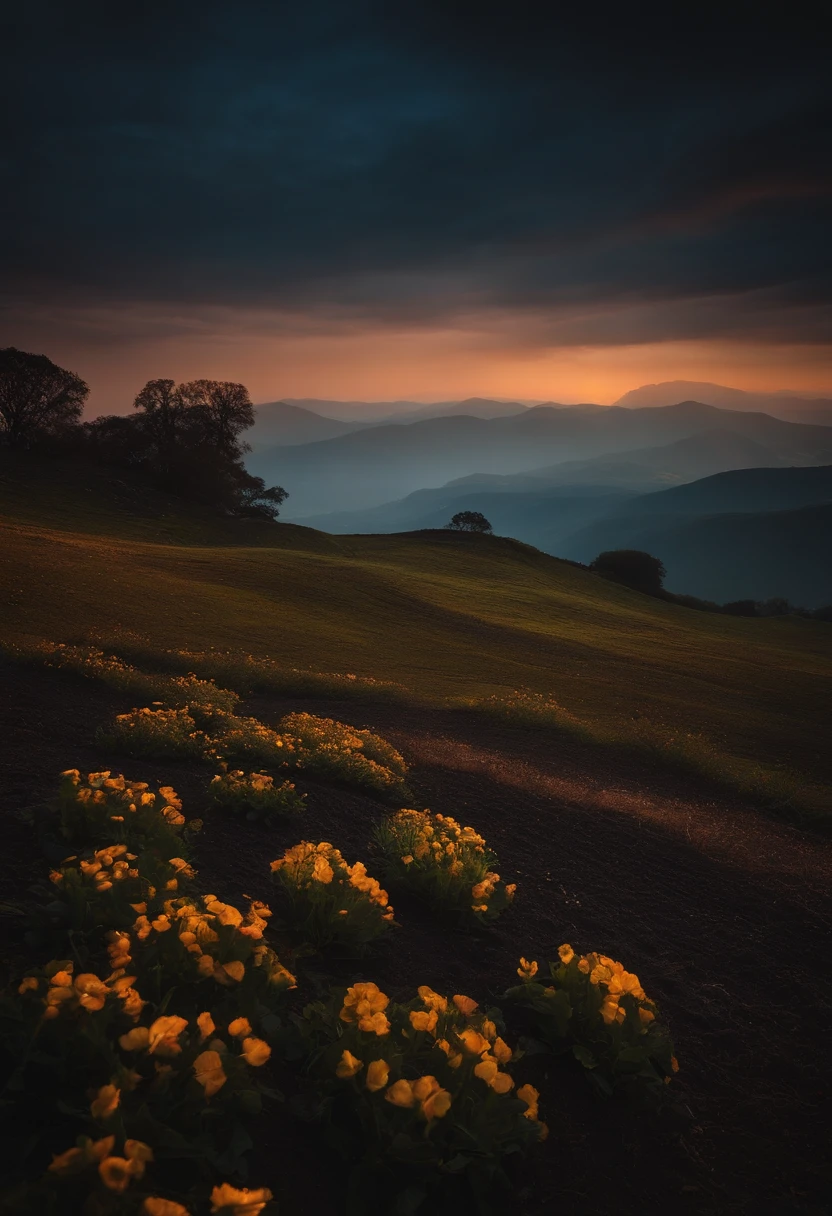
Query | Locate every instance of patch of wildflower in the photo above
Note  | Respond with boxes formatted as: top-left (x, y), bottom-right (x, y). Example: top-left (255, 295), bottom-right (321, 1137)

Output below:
top-left (298, 981), bottom-right (546, 1204)
top-left (464, 689), bottom-right (593, 740)
top-left (97, 707), bottom-right (212, 760)
top-left (7, 637), bottom-right (240, 712)
top-left (270, 842), bottom-right (394, 953)
top-left (209, 768), bottom-right (306, 823)
top-left (212, 711), bottom-right (410, 801)
top-left (87, 628), bottom-right (408, 703)
top-left (373, 808), bottom-right (516, 924)
top-left (55, 768), bottom-right (195, 854)
top-left (503, 947), bottom-right (678, 1102)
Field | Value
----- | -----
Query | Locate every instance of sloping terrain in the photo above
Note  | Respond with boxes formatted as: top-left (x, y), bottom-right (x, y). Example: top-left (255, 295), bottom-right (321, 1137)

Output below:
top-left (1, 453), bottom-right (830, 814)
top-left (2, 662), bottom-right (830, 1214)
top-left (614, 379), bottom-right (832, 425)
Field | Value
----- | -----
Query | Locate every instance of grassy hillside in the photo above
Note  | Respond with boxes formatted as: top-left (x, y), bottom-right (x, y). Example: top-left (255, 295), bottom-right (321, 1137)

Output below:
top-left (2, 454), bottom-right (830, 814)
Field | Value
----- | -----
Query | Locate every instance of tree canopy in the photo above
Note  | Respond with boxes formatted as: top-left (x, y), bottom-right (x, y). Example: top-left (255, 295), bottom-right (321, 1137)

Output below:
top-left (590, 549), bottom-right (666, 595)
top-left (0, 348), bottom-right (89, 446)
top-left (445, 510), bottom-right (493, 534)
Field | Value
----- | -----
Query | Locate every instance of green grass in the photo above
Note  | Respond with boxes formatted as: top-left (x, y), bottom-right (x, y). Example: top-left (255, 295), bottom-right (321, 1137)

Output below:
top-left (2, 452), bottom-right (830, 817)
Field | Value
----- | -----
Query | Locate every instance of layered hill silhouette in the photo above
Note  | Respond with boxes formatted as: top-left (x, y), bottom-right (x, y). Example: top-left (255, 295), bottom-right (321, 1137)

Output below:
top-left (562, 466), bottom-right (832, 605)
top-left (614, 380), bottom-right (832, 426)
top-left (252, 400), bottom-right (832, 516)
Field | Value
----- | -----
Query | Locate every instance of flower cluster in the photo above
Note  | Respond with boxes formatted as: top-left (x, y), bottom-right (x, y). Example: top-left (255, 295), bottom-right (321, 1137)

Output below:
top-left (96, 707), bottom-right (211, 760)
top-left (504, 947), bottom-right (678, 1101)
top-left (56, 769), bottom-right (191, 850)
top-left (270, 842), bottom-right (394, 953)
top-left (209, 769), bottom-right (306, 822)
top-left (8, 638), bottom-right (240, 713)
top-left (300, 981), bottom-right (546, 1197)
top-left (374, 809), bottom-right (516, 923)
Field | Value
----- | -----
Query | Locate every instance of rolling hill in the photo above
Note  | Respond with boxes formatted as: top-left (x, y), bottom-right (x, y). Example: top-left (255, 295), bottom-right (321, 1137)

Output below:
top-left (249, 401), bottom-right (364, 447)
top-left (1, 451), bottom-right (830, 815)
top-left (251, 401), bottom-right (832, 517)
top-left (561, 466), bottom-right (832, 605)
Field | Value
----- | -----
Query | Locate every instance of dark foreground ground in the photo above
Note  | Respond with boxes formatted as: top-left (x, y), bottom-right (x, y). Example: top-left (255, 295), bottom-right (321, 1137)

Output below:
top-left (1, 660), bottom-right (830, 1215)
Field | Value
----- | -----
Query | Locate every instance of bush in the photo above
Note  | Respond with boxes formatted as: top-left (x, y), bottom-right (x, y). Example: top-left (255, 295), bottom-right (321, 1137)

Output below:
top-left (445, 511), bottom-right (493, 534)
top-left (269, 842), bottom-right (394, 954)
top-left (209, 769), bottom-right (306, 823)
top-left (55, 769), bottom-right (194, 854)
top-left (296, 982), bottom-right (546, 1208)
top-left (96, 707), bottom-right (211, 760)
top-left (276, 711), bottom-right (409, 800)
top-left (1, 769), bottom-right (289, 1210)
top-left (373, 809), bottom-right (516, 925)
top-left (590, 549), bottom-right (666, 595)
top-left (502, 948), bottom-right (677, 1103)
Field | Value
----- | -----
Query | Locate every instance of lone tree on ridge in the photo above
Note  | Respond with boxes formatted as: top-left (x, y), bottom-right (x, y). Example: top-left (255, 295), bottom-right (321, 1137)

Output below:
top-left (445, 510), bottom-right (493, 534)
top-left (590, 549), bottom-right (666, 595)
top-left (0, 347), bottom-right (89, 447)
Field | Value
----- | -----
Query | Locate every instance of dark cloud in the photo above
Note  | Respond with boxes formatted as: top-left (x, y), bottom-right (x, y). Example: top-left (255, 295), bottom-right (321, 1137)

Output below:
top-left (1, 0), bottom-right (830, 346)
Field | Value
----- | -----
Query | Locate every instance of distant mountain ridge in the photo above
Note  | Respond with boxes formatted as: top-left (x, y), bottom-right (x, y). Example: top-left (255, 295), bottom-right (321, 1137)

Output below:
top-left (614, 380), bottom-right (832, 425)
top-left (251, 400), bottom-right (832, 517)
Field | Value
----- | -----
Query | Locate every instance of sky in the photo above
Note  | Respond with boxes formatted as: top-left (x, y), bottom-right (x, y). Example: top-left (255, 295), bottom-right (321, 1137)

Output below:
top-left (1, 0), bottom-right (831, 412)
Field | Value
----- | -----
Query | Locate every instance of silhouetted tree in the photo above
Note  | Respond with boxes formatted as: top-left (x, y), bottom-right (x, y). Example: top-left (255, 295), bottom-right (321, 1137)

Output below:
top-left (0, 347), bottom-right (88, 446)
top-left (178, 379), bottom-right (254, 457)
top-left (590, 549), bottom-right (666, 595)
top-left (445, 511), bottom-right (493, 533)
top-left (132, 378), bottom-right (185, 451)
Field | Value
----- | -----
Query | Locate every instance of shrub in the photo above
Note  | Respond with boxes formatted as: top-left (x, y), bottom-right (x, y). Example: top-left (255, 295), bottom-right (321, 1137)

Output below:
top-left (276, 712), bottom-right (409, 800)
top-left (445, 510), bottom-right (493, 533)
top-left (373, 809), bottom-right (516, 925)
top-left (296, 982), bottom-right (546, 1208)
top-left (269, 842), bottom-right (394, 953)
top-left (96, 707), bottom-right (211, 760)
top-left (209, 769), bottom-right (306, 823)
top-left (502, 948), bottom-right (677, 1103)
top-left (590, 549), bottom-right (666, 595)
top-left (55, 769), bottom-right (194, 854)
top-left (465, 689), bottom-right (593, 739)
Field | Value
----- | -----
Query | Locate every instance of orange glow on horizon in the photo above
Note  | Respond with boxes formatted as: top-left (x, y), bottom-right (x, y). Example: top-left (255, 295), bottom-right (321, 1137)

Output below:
top-left (4, 305), bottom-right (831, 412)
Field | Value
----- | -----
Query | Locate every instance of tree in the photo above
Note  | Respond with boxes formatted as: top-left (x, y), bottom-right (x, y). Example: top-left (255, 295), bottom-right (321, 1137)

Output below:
top-left (178, 379), bottom-right (254, 457)
top-left (445, 510), bottom-right (493, 534)
top-left (132, 379), bottom-right (185, 449)
top-left (589, 549), bottom-right (666, 595)
top-left (0, 347), bottom-right (88, 446)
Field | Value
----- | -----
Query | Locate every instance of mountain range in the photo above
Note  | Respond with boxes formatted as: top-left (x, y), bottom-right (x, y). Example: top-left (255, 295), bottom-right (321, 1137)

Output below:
top-left (249, 400), bottom-right (832, 517)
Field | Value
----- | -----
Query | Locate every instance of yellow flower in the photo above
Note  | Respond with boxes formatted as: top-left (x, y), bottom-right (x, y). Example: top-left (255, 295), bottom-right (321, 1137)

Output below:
top-left (385, 1078), bottom-right (416, 1108)
top-left (197, 1011), bottom-right (216, 1042)
top-left (411, 1075), bottom-right (452, 1120)
top-left (416, 985), bottom-right (447, 1013)
top-left (517, 958), bottom-right (538, 981)
top-left (75, 973), bottom-right (109, 1011)
top-left (473, 1056), bottom-right (514, 1092)
top-left (241, 1037), bottom-right (272, 1066)
top-left (17, 976), bottom-right (39, 994)
top-left (577, 958), bottom-right (590, 974)
top-left (228, 1017), bottom-right (253, 1039)
top-left (193, 1050), bottom-right (227, 1098)
top-left (218, 960), bottom-right (245, 984)
top-left (98, 1156), bottom-right (136, 1193)
top-left (149, 1015), bottom-right (189, 1057)
top-left (210, 1183), bottom-right (273, 1214)
top-left (366, 1059), bottom-right (389, 1092)
top-left (482, 1019), bottom-right (497, 1040)
top-left (409, 1009), bottom-right (438, 1034)
top-left (142, 1199), bottom-right (191, 1216)
top-left (638, 1007), bottom-right (655, 1027)
top-left (671, 1056), bottom-right (680, 1073)
top-left (558, 944), bottom-right (575, 965)
top-left (119, 1025), bottom-right (150, 1051)
top-left (516, 1083), bottom-right (540, 1120)
top-left (435, 1039), bottom-right (463, 1069)
top-left (90, 1084), bottom-right (120, 1120)
top-left (452, 994), bottom-right (478, 1015)
top-left (459, 1028), bottom-right (490, 1056)
top-left (492, 1036), bottom-right (513, 1064)
top-left (335, 1049), bottom-right (364, 1078)
top-left (50, 970), bottom-right (74, 987)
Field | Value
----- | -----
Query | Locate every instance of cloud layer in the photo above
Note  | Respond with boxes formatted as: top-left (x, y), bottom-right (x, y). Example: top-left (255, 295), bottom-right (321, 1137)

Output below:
top-left (1, 1), bottom-right (830, 404)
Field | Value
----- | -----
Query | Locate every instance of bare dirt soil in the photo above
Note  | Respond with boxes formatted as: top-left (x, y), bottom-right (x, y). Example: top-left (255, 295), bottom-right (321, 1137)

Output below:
top-left (1, 660), bottom-right (830, 1215)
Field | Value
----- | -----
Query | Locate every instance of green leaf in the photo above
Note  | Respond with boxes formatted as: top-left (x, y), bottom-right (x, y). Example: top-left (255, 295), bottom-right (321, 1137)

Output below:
top-left (572, 1044), bottom-right (597, 1069)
